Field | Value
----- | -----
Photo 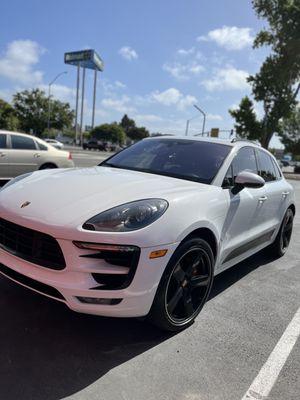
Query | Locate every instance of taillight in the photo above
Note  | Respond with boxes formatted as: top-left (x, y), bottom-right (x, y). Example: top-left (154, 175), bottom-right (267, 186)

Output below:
top-left (68, 152), bottom-right (72, 160)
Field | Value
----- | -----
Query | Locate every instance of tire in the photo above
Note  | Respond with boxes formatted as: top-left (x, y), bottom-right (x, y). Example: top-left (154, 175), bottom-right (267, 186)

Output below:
top-left (39, 163), bottom-right (57, 170)
top-left (269, 208), bottom-right (294, 257)
top-left (148, 237), bottom-right (214, 332)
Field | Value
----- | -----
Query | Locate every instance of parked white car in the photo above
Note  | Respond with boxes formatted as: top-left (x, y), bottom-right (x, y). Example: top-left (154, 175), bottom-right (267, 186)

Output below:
top-left (0, 130), bottom-right (74, 181)
top-left (44, 138), bottom-right (64, 150)
top-left (0, 137), bottom-right (295, 331)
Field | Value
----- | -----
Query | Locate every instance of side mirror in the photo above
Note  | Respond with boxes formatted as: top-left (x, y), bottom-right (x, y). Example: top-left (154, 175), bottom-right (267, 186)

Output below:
top-left (232, 171), bottom-right (265, 194)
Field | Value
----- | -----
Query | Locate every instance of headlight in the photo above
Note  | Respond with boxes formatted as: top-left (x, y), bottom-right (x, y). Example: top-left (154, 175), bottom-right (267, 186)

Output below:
top-left (83, 199), bottom-right (168, 232)
top-left (0, 173), bottom-right (33, 191)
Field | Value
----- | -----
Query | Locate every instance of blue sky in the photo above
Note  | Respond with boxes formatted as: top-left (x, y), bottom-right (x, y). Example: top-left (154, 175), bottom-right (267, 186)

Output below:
top-left (0, 0), bottom-right (279, 143)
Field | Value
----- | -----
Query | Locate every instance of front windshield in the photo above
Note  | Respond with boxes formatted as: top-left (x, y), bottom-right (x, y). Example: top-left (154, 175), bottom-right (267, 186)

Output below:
top-left (100, 139), bottom-right (231, 184)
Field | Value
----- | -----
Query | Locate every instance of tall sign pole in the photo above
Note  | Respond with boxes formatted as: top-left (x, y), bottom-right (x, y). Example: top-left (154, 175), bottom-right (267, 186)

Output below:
top-left (92, 69), bottom-right (97, 128)
top-left (75, 64), bottom-right (80, 144)
top-left (80, 67), bottom-right (86, 145)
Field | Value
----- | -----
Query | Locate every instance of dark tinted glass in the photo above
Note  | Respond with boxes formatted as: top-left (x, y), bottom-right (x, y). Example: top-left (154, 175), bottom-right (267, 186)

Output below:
top-left (11, 135), bottom-right (36, 150)
top-left (0, 134), bottom-right (7, 149)
top-left (222, 165), bottom-right (234, 188)
top-left (256, 150), bottom-right (276, 182)
top-left (232, 147), bottom-right (258, 180)
top-left (37, 141), bottom-right (48, 151)
top-left (101, 139), bottom-right (231, 184)
top-left (272, 158), bottom-right (282, 179)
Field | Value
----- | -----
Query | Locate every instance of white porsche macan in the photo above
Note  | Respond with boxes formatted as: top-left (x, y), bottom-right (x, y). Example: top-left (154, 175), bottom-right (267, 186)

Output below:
top-left (0, 137), bottom-right (295, 331)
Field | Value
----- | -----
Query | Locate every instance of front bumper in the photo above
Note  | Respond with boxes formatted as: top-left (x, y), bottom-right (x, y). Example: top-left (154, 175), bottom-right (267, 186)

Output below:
top-left (0, 232), bottom-right (178, 318)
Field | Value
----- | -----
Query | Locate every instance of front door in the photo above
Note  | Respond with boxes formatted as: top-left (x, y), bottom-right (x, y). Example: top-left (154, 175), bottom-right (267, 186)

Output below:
top-left (0, 133), bottom-right (11, 179)
top-left (9, 134), bottom-right (40, 177)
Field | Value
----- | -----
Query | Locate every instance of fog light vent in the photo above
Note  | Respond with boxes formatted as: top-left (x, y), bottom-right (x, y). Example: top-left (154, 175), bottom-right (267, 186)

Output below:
top-left (77, 297), bottom-right (122, 305)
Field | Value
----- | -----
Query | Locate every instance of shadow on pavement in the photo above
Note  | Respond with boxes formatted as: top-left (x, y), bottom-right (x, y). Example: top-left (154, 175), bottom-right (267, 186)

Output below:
top-left (0, 249), bottom-right (277, 400)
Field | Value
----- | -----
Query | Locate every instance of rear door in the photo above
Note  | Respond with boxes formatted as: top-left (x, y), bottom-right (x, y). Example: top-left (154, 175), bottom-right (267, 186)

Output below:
top-left (0, 133), bottom-right (11, 179)
top-left (220, 146), bottom-right (268, 266)
top-left (9, 134), bottom-right (40, 177)
top-left (255, 149), bottom-right (288, 231)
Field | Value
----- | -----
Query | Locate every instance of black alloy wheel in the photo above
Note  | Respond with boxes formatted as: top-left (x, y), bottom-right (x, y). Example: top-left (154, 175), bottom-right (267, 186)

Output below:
top-left (149, 238), bottom-right (214, 331)
top-left (280, 208), bottom-right (294, 253)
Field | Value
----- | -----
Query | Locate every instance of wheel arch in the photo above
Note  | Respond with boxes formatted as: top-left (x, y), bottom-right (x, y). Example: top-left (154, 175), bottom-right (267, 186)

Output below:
top-left (289, 203), bottom-right (296, 216)
top-left (181, 227), bottom-right (218, 260)
top-left (39, 162), bottom-right (58, 170)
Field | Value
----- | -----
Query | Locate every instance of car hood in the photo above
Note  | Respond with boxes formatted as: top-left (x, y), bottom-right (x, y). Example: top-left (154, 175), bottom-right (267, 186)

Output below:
top-left (0, 167), bottom-right (215, 229)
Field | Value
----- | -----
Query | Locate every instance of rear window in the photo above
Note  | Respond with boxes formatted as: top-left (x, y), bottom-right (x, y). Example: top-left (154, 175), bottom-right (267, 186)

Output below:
top-left (101, 139), bottom-right (231, 184)
top-left (11, 135), bottom-right (36, 150)
top-left (0, 134), bottom-right (7, 149)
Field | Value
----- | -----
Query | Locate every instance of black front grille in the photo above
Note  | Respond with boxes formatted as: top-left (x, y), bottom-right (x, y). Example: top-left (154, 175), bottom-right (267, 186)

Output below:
top-left (0, 218), bottom-right (66, 270)
top-left (0, 263), bottom-right (65, 301)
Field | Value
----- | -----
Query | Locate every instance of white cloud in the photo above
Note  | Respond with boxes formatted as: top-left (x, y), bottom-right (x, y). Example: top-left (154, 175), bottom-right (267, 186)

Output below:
top-left (201, 67), bottom-right (250, 91)
top-left (163, 61), bottom-right (205, 80)
top-left (0, 40), bottom-right (45, 85)
top-left (118, 46), bottom-right (138, 61)
top-left (151, 88), bottom-right (197, 111)
top-left (197, 26), bottom-right (254, 50)
top-left (177, 47), bottom-right (195, 56)
top-left (101, 95), bottom-right (136, 113)
top-left (114, 80), bottom-right (126, 89)
top-left (134, 114), bottom-right (163, 123)
top-left (207, 113), bottom-right (223, 121)
top-left (151, 88), bottom-right (182, 106)
top-left (39, 84), bottom-right (76, 104)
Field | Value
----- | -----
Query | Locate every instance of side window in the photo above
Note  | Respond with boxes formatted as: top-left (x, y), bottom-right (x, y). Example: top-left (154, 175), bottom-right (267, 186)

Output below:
top-left (0, 134), bottom-right (7, 149)
top-left (11, 135), bottom-right (36, 150)
top-left (37, 141), bottom-right (48, 151)
top-left (232, 147), bottom-right (258, 181)
top-left (222, 165), bottom-right (234, 188)
top-left (272, 158), bottom-right (282, 180)
top-left (256, 150), bottom-right (277, 182)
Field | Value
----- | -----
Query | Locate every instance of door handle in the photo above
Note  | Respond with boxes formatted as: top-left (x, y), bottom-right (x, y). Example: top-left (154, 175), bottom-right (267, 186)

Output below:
top-left (34, 153), bottom-right (41, 158)
top-left (282, 191), bottom-right (290, 197)
top-left (0, 152), bottom-right (6, 157)
top-left (258, 196), bottom-right (268, 203)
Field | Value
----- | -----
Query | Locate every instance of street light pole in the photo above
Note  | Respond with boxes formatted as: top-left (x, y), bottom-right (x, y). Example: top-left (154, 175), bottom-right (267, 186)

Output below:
top-left (47, 71), bottom-right (68, 131)
top-left (193, 104), bottom-right (206, 136)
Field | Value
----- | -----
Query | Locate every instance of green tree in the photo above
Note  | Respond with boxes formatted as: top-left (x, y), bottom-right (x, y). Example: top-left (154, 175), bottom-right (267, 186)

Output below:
top-left (127, 126), bottom-right (150, 141)
top-left (91, 123), bottom-right (126, 144)
top-left (229, 97), bottom-right (263, 141)
top-left (0, 98), bottom-right (19, 130)
top-left (230, 0), bottom-right (300, 148)
top-left (120, 114), bottom-right (135, 135)
top-left (280, 107), bottom-right (300, 156)
top-left (13, 89), bottom-right (74, 136)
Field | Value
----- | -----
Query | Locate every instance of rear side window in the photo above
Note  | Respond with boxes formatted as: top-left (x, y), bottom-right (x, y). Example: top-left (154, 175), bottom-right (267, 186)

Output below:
top-left (272, 159), bottom-right (282, 179)
top-left (37, 141), bottom-right (48, 151)
top-left (256, 150), bottom-right (277, 182)
top-left (0, 134), bottom-right (7, 149)
top-left (232, 147), bottom-right (258, 180)
top-left (11, 135), bottom-right (36, 150)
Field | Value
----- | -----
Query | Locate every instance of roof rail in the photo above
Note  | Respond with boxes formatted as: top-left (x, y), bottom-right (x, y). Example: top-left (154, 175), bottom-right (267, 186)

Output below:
top-left (231, 138), bottom-right (260, 146)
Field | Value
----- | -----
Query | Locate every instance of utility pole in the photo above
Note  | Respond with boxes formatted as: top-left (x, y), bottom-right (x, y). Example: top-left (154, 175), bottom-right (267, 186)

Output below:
top-left (193, 104), bottom-right (206, 136)
top-left (47, 71), bottom-right (67, 131)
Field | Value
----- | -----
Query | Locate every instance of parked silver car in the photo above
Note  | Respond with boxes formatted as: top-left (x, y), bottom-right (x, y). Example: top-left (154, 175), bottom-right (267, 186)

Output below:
top-left (44, 138), bottom-right (64, 150)
top-left (0, 130), bottom-right (74, 181)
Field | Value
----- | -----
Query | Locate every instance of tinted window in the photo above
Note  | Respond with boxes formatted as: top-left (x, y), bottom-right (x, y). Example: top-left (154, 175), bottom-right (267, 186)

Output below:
top-left (101, 139), bottom-right (231, 184)
top-left (0, 134), bottom-right (7, 149)
top-left (11, 135), bottom-right (36, 150)
top-left (222, 165), bottom-right (234, 188)
top-left (37, 141), bottom-right (48, 151)
top-left (256, 150), bottom-right (276, 182)
top-left (272, 159), bottom-right (282, 179)
top-left (232, 147), bottom-right (258, 180)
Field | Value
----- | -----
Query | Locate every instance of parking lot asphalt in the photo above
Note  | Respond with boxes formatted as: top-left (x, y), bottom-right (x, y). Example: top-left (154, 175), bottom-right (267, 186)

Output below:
top-left (0, 175), bottom-right (299, 399)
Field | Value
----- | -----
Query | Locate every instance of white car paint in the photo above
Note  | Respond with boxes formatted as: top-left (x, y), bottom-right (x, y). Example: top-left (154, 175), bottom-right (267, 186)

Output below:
top-left (44, 138), bottom-right (64, 150)
top-left (0, 130), bottom-right (74, 180)
top-left (0, 137), bottom-right (295, 318)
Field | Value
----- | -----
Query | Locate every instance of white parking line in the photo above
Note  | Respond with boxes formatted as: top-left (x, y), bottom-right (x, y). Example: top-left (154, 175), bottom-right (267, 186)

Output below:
top-left (241, 307), bottom-right (300, 400)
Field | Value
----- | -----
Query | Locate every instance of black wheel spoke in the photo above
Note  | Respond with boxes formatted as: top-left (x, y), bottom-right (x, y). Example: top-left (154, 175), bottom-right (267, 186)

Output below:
top-left (167, 287), bottom-right (183, 313)
top-left (284, 222), bottom-right (293, 232)
top-left (182, 289), bottom-right (194, 316)
top-left (191, 274), bottom-right (209, 288)
top-left (172, 264), bottom-right (185, 284)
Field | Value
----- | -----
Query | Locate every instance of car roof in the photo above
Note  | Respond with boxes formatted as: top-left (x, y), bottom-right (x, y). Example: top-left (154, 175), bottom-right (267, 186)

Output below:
top-left (0, 130), bottom-right (50, 146)
top-left (145, 135), bottom-right (261, 149)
